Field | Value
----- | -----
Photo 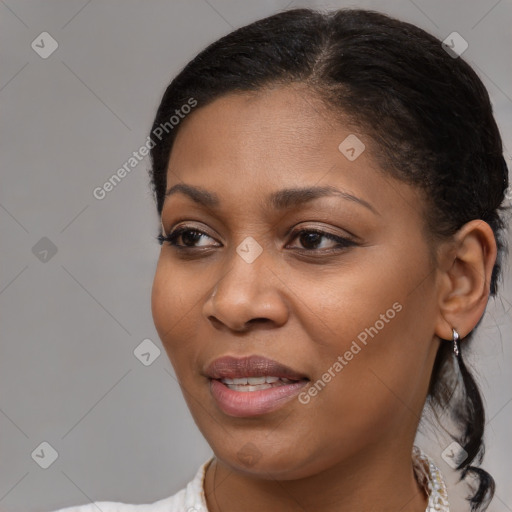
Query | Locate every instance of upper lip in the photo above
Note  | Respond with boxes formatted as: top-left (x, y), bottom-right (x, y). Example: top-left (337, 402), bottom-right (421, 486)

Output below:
top-left (205, 355), bottom-right (309, 381)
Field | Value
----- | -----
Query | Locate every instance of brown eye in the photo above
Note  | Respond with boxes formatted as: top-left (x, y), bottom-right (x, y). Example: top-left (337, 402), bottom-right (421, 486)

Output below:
top-left (287, 229), bottom-right (356, 251)
top-left (158, 226), bottom-right (220, 248)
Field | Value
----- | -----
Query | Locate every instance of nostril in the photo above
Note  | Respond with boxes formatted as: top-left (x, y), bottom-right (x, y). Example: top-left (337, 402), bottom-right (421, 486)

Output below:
top-left (248, 318), bottom-right (270, 325)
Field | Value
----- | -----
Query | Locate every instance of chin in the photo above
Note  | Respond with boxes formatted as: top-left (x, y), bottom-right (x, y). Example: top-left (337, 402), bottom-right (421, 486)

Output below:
top-left (207, 437), bottom-right (323, 480)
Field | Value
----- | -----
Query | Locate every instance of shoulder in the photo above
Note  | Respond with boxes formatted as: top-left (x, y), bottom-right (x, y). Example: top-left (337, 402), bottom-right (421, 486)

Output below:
top-left (49, 458), bottom-right (213, 512)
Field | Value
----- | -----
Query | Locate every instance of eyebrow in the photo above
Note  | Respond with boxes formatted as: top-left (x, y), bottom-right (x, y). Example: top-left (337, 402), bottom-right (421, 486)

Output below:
top-left (165, 183), bottom-right (379, 215)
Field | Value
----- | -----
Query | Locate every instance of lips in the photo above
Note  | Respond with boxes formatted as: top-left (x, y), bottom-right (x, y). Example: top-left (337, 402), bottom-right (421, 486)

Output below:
top-left (204, 354), bottom-right (309, 381)
top-left (205, 355), bottom-right (309, 417)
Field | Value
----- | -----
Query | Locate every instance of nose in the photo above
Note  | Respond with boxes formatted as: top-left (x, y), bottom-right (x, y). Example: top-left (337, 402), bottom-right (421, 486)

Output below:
top-left (202, 248), bottom-right (289, 332)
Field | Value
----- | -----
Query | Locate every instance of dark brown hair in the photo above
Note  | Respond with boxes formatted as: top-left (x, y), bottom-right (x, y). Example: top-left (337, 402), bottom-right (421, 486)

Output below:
top-left (148, 8), bottom-right (509, 510)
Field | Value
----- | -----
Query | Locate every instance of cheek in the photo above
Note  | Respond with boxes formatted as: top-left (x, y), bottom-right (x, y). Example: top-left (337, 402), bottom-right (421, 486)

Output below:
top-left (151, 256), bottom-right (219, 392)
top-left (151, 259), bottom-right (171, 337)
top-left (311, 239), bottom-right (434, 343)
top-left (299, 253), bottom-right (437, 431)
top-left (151, 258), bottom-right (195, 360)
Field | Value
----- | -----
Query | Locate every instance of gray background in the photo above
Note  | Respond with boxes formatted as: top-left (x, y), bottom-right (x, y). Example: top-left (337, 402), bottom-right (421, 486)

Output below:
top-left (0, 1), bottom-right (510, 511)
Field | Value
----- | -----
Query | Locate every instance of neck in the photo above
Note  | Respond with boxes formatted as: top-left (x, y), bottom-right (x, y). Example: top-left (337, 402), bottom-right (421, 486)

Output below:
top-left (204, 439), bottom-right (428, 512)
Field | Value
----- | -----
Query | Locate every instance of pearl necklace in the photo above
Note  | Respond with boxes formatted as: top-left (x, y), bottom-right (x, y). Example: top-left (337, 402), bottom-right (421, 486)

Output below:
top-left (412, 445), bottom-right (450, 511)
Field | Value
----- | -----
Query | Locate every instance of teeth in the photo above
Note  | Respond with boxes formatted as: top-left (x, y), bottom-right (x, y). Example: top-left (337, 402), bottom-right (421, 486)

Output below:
top-left (220, 376), bottom-right (287, 385)
top-left (219, 375), bottom-right (300, 391)
top-left (227, 383), bottom-right (274, 392)
top-left (248, 376), bottom-right (266, 385)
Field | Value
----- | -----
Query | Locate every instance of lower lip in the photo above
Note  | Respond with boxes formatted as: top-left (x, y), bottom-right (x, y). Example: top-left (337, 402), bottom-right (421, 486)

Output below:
top-left (209, 378), bottom-right (308, 417)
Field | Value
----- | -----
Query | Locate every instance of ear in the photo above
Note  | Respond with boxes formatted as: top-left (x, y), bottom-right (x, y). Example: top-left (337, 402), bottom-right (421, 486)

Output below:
top-left (434, 219), bottom-right (497, 341)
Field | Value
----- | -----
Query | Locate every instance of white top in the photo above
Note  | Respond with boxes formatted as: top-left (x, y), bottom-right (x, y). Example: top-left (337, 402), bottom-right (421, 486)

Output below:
top-left (51, 445), bottom-right (450, 512)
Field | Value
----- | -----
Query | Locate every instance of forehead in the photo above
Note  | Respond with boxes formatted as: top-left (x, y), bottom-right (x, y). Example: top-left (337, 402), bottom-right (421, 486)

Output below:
top-left (163, 85), bottom-right (424, 225)
top-left (167, 86), bottom-right (374, 187)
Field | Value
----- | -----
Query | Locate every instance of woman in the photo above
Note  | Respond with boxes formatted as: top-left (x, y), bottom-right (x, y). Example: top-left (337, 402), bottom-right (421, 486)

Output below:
top-left (53, 7), bottom-right (509, 512)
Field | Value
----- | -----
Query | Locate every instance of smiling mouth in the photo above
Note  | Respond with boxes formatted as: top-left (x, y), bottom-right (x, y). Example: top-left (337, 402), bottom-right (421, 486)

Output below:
top-left (218, 375), bottom-right (303, 392)
top-left (204, 354), bottom-right (310, 417)
top-left (209, 375), bottom-right (309, 417)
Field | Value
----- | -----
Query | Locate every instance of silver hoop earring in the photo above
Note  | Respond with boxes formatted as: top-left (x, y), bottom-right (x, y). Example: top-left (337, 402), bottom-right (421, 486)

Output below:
top-left (452, 328), bottom-right (460, 357)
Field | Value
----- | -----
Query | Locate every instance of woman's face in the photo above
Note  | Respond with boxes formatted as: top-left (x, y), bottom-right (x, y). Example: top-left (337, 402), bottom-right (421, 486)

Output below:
top-left (151, 84), bottom-right (442, 478)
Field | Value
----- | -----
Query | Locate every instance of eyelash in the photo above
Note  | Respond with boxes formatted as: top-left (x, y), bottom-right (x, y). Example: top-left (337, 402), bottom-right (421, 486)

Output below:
top-left (156, 225), bottom-right (357, 254)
